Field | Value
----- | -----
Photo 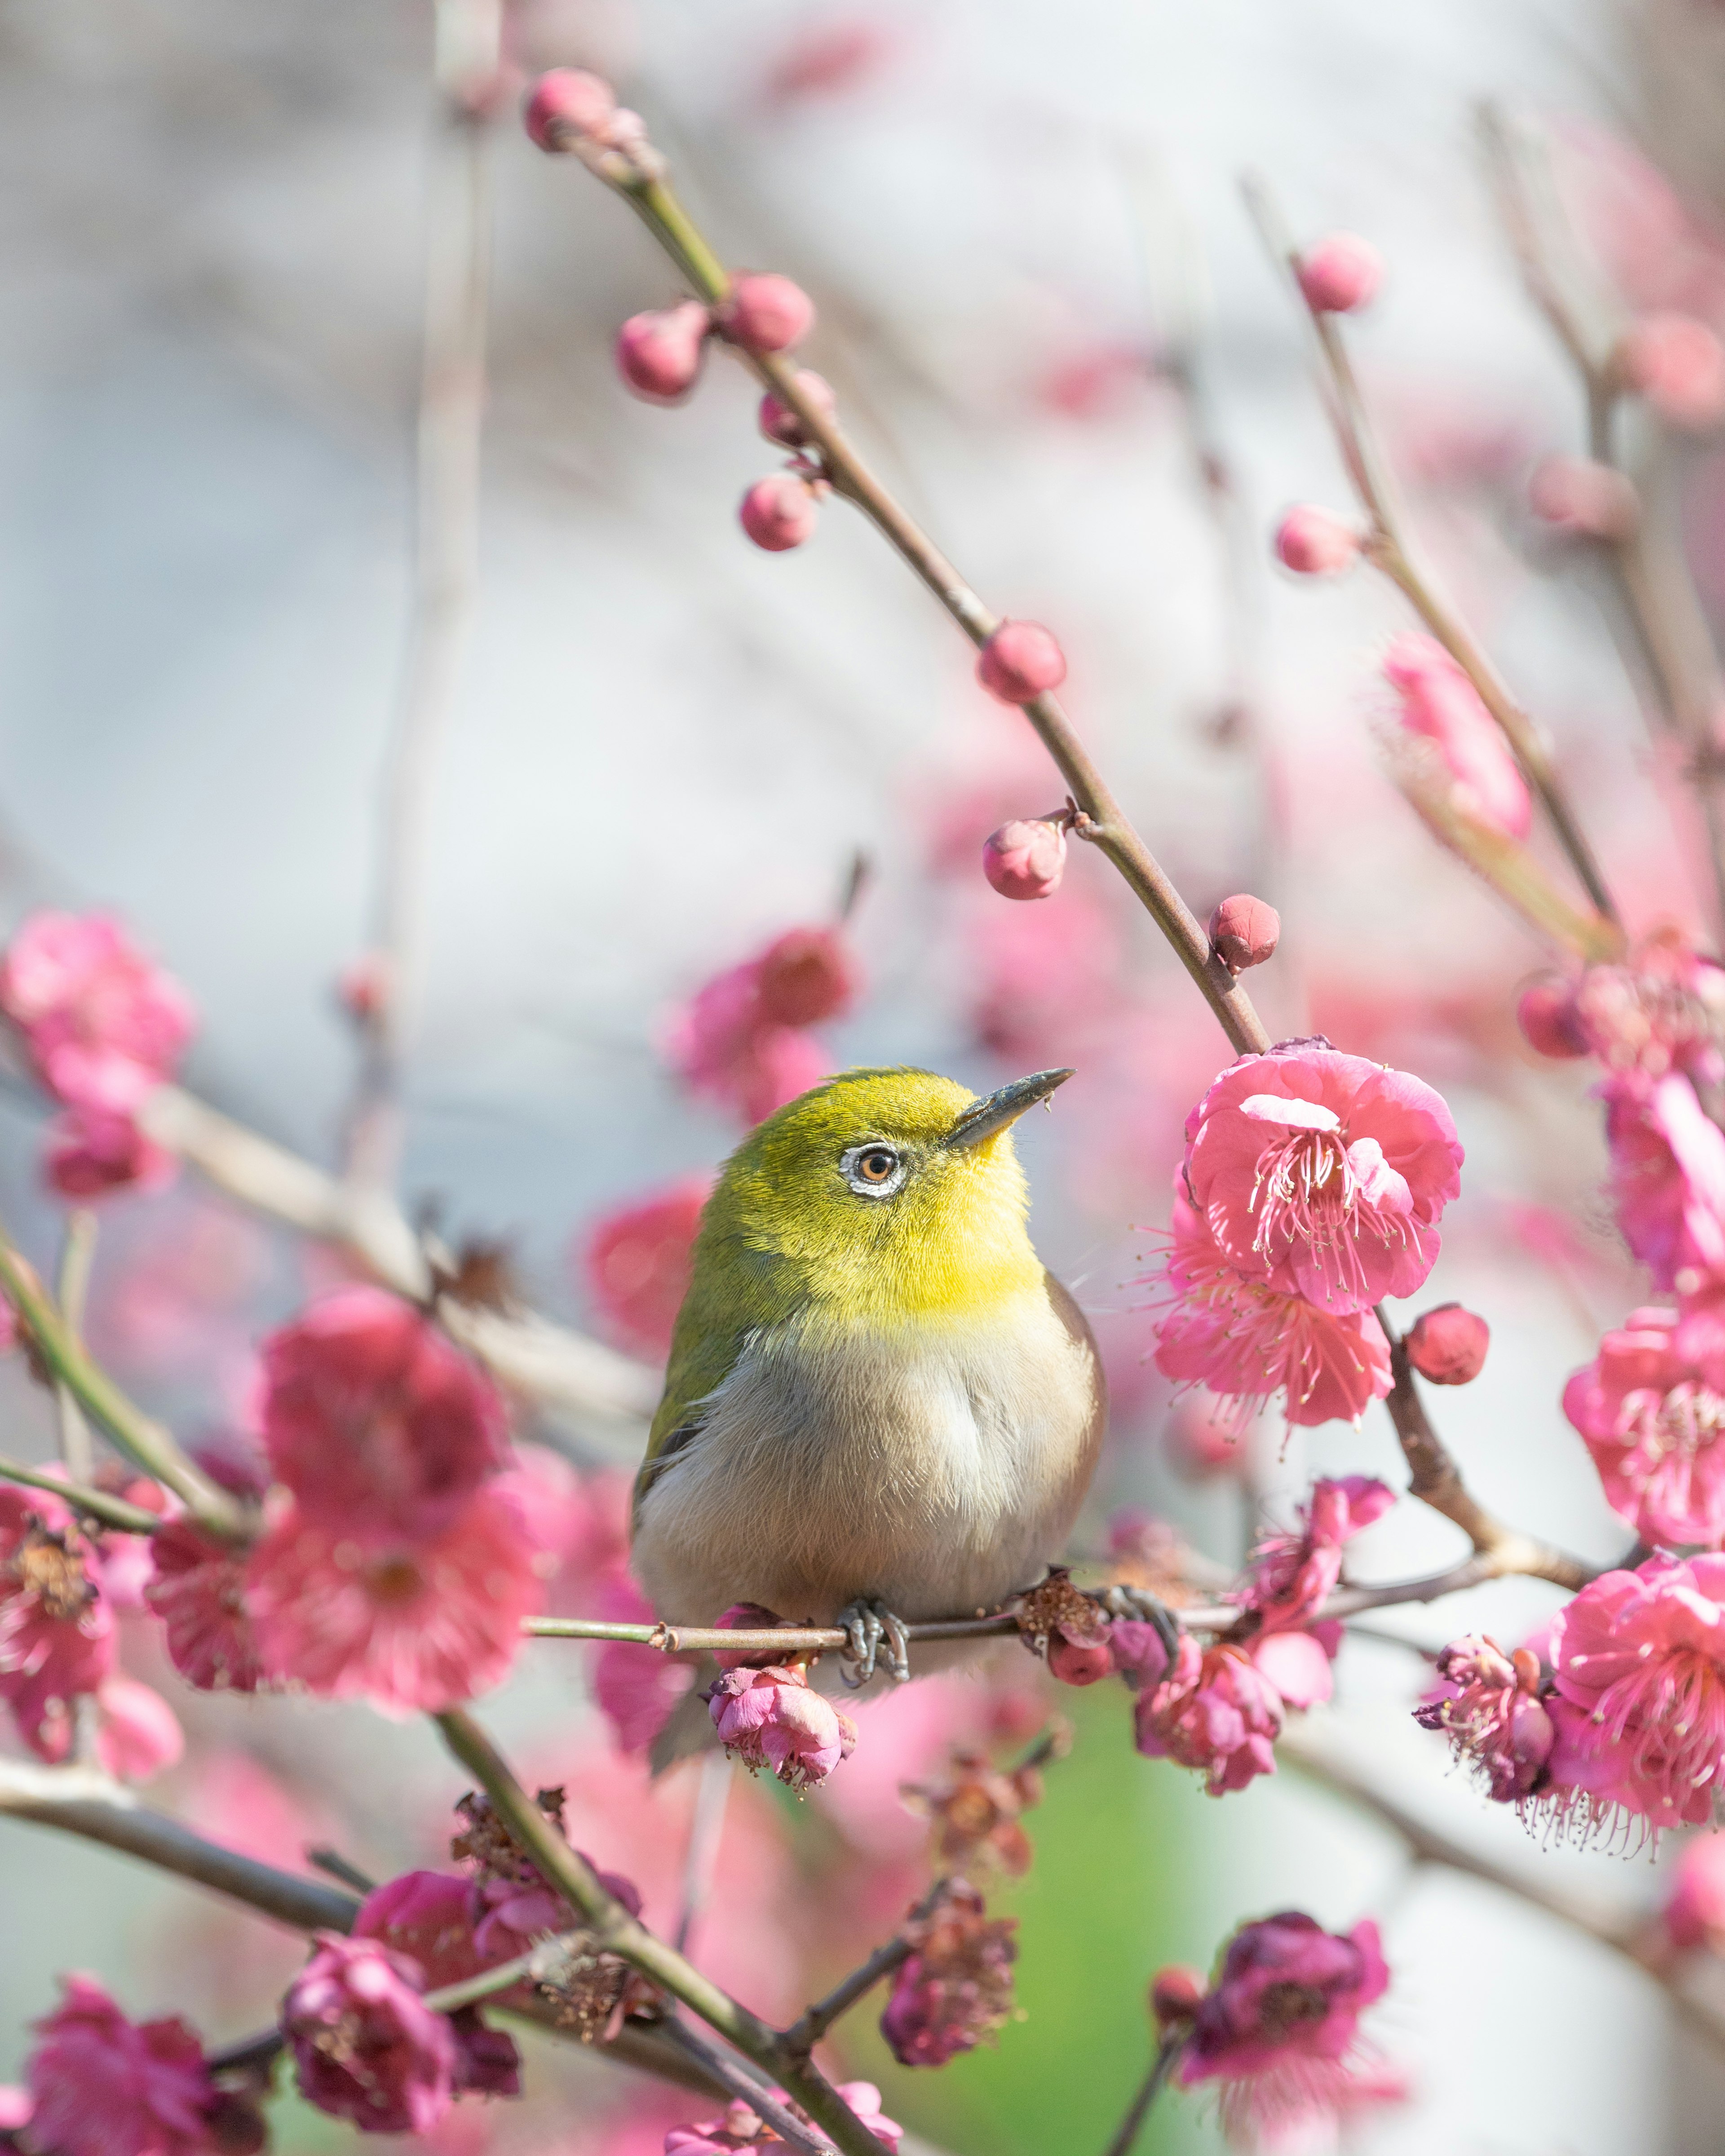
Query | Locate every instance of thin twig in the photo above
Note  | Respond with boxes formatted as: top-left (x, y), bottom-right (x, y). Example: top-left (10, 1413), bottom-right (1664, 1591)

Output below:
top-left (435, 1707), bottom-right (892, 2156)
top-left (345, 0), bottom-right (500, 1193)
top-left (1101, 2034), bottom-right (1184, 2156)
top-left (1242, 169), bottom-right (1622, 938)
top-left (542, 126), bottom-right (1270, 1059)
top-left (0, 1219), bottom-right (245, 1537)
top-left (53, 1208), bottom-right (97, 1482)
top-left (676, 1749), bottom-right (732, 1955)
top-left (783, 1885), bottom-right (945, 2058)
top-left (0, 1455), bottom-right (159, 1535)
top-left (304, 1845), bottom-right (378, 1895)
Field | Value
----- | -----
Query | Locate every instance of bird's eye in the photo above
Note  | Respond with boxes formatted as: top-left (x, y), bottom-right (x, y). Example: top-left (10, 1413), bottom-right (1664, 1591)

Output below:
top-left (840, 1142), bottom-right (905, 1198)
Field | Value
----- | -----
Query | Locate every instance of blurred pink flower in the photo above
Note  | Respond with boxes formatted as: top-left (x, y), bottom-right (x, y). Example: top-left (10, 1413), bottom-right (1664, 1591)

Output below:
top-left (667, 2084), bottom-right (898, 2155)
top-left (708, 1664), bottom-right (858, 1790)
top-left (1565, 1306), bottom-right (1725, 1546)
top-left (664, 927), bottom-right (856, 1125)
top-left (1248, 1628), bottom-right (1339, 1711)
top-left (1605, 1074), bottom-right (1725, 1293)
top-left (259, 1287), bottom-right (510, 1540)
top-left (1548, 1553), bottom-right (1725, 1835)
top-left (1246, 1476), bottom-right (1395, 1631)
top-left (1664, 1830), bottom-right (1725, 1952)
top-left (1414, 1635), bottom-right (1555, 1807)
top-left (592, 1568), bottom-right (698, 1754)
top-left (0, 1488), bottom-right (114, 1762)
top-left (44, 1106), bottom-right (178, 1201)
top-left (579, 1179), bottom-right (710, 1358)
top-left (355, 1871), bottom-right (487, 1992)
top-left (246, 1485), bottom-right (541, 1715)
top-left (1383, 633), bottom-right (1532, 839)
top-left (495, 1444), bottom-right (631, 1614)
top-left (758, 18), bottom-right (898, 104)
top-left (146, 1518), bottom-right (265, 1693)
top-left (0, 910), bottom-right (195, 1112)
top-left (1571, 929), bottom-right (1725, 1091)
top-left (27, 1975), bottom-right (214, 2156)
top-left (283, 1933), bottom-right (457, 2135)
top-left (1178, 1913), bottom-right (1391, 2147)
top-left (1151, 1184), bottom-right (1393, 1429)
top-left (470, 1852), bottom-right (640, 1964)
top-left (93, 1674), bottom-right (183, 1783)
top-left (177, 1749), bottom-right (334, 1870)
top-left (1134, 1637), bottom-right (1283, 1795)
top-left (880, 1882), bottom-right (1016, 2067)
top-left (961, 878), bottom-right (1121, 1064)
top-left (1184, 1041), bottom-right (1464, 1313)
top-left (1619, 312), bottom-right (1725, 430)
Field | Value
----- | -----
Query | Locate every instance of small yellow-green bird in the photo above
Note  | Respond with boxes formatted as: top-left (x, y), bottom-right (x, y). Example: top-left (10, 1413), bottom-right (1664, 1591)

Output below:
top-left (631, 1065), bottom-right (1106, 1690)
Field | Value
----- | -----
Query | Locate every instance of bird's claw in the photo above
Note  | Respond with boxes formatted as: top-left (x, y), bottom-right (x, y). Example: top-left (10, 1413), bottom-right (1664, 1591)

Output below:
top-left (837, 1598), bottom-right (911, 1688)
top-left (1102, 1585), bottom-right (1183, 1667)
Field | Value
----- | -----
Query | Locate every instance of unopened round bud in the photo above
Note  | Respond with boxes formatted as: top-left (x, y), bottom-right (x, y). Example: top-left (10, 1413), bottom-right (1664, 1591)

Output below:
top-left (1274, 504), bottom-right (1360, 576)
top-left (1405, 1303), bottom-right (1490, 1386)
top-left (615, 302), bottom-right (711, 405)
top-left (1527, 454), bottom-right (1639, 541)
top-left (759, 370), bottom-right (837, 448)
top-left (523, 68), bottom-right (616, 151)
top-left (1208, 893), bottom-right (1280, 973)
top-left (739, 473), bottom-right (818, 552)
top-left (756, 927), bottom-right (856, 1025)
top-left (977, 620), bottom-right (1067, 706)
top-left (982, 819), bottom-right (1066, 901)
top-left (1296, 233), bottom-right (1382, 314)
top-left (1617, 313), bottom-right (1725, 432)
top-left (1150, 1965), bottom-right (1206, 2028)
top-left (1516, 976), bottom-right (1588, 1060)
top-left (721, 274), bottom-right (816, 353)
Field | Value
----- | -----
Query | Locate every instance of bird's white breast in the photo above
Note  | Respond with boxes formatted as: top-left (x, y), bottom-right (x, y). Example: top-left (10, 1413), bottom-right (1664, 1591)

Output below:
top-left (631, 1277), bottom-right (1104, 1631)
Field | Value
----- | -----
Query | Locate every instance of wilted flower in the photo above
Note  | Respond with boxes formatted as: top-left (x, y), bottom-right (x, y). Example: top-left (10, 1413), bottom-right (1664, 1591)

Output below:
top-left (901, 1749), bottom-right (1044, 1876)
top-left (0, 1488), bottom-right (115, 1761)
top-left (1134, 1638), bottom-right (1284, 1795)
top-left (1547, 1553), bottom-right (1725, 1836)
top-left (1151, 1184), bottom-right (1393, 1429)
top-left (1564, 1306), bottom-right (1725, 1546)
top-left (707, 1664), bottom-right (857, 1790)
top-left (1178, 1912), bottom-right (1392, 2146)
top-left (283, 1934), bottom-right (456, 2135)
top-left (1182, 1041), bottom-right (1463, 1314)
top-left (26, 1975), bottom-right (216, 2156)
top-left (880, 1881), bottom-right (1017, 2067)
top-left (1414, 1635), bottom-right (1556, 1806)
top-left (146, 1518), bottom-right (265, 1694)
top-left (258, 1286), bottom-right (510, 1540)
top-left (0, 910), bottom-right (195, 1112)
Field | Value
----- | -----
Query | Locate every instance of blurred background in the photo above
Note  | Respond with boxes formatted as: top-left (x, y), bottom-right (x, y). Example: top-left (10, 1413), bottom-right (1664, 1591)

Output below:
top-left (5, 0), bottom-right (1725, 2149)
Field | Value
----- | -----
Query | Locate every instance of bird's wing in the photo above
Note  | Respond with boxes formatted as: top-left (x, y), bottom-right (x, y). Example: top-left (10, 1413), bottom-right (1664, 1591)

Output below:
top-left (632, 1293), bottom-right (756, 1524)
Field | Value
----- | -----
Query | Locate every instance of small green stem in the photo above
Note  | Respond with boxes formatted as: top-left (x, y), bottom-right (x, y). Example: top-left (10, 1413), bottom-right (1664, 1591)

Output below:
top-left (0, 1455), bottom-right (160, 1535)
top-left (0, 1221), bottom-right (245, 1537)
top-left (434, 1708), bottom-right (892, 2156)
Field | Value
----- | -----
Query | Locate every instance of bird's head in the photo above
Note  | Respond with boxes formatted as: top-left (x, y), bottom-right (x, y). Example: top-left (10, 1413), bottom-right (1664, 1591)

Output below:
top-left (700, 1066), bottom-right (1073, 1322)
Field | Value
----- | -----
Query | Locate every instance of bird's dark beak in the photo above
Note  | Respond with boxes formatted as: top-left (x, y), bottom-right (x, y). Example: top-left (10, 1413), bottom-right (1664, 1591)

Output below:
top-left (945, 1068), bottom-right (1075, 1149)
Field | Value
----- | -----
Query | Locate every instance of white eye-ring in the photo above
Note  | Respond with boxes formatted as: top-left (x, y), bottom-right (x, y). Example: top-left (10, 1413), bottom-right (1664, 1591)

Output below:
top-left (840, 1141), bottom-right (906, 1199)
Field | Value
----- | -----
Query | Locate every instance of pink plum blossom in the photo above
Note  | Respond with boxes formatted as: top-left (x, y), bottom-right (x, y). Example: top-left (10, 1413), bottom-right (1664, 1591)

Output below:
top-left (0, 1487), bottom-right (115, 1761)
top-left (1414, 1635), bottom-right (1556, 1807)
top-left (1178, 1913), bottom-right (1392, 2147)
top-left (1182, 1040), bottom-right (1463, 1313)
top-left (663, 927), bottom-right (854, 1125)
top-left (1564, 1306), bottom-right (1725, 1546)
top-left (707, 1664), bottom-right (858, 1790)
top-left (1134, 1637), bottom-right (1284, 1795)
top-left (580, 1179), bottom-right (710, 1357)
top-left (1548, 1554), bottom-right (1725, 1835)
top-left (982, 818), bottom-right (1066, 901)
top-left (44, 1106), bottom-right (177, 1201)
top-left (1618, 312), bottom-right (1725, 429)
top-left (1571, 928), bottom-right (1725, 1090)
top-left (879, 1882), bottom-right (1017, 2067)
top-left (1151, 1184), bottom-right (1393, 1428)
top-left (1383, 633), bottom-right (1532, 840)
top-left (93, 1675), bottom-right (183, 1783)
top-left (592, 1567), bottom-right (699, 1753)
top-left (1663, 1830), bottom-right (1725, 1953)
top-left (245, 1484), bottom-right (542, 1715)
top-left (355, 1871), bottom-right (487, 1991)
top-left (283, 1934), bottom-right (456, 2135)
top-left (0, 910), bottom-right (195, 1112)
top-left (258, 1286), bottom-right (510, 1540)
top-left (1245, 1476), bottom-right (1395, 1632)
top-left (146, 1517), bottom-right (265, 1693)
top-left (26, 1975), bottom-right (216, 2156)
top-left (1605, 1074), bottom-right (1725, 1293)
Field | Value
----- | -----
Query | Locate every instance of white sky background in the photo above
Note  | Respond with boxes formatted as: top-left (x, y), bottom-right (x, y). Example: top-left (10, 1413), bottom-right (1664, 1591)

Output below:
top-left (0, 0), bottom-right (1719, 2148)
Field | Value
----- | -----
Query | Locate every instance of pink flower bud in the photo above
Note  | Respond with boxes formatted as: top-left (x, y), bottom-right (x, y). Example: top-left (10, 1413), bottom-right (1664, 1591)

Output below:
top-left (721, 274), bottom-right (816, 353)
top-left (982, 819), bottom-right (1066, 901)
top-left (1150, 1964), bottom-right (1205, 2028)
top-left (1046, 1631), bottom-right (1113, 1686)
top-left (1274, 505), bottom-right (1360, 575)
top-left (1516, 976), bottom-right (1588, 1060)
top-left (1527, 455), bottom-right (1639, 541)
top-left (758, 370), bottom-right (837, 447)
top-left (739, 473), bottom-right (818, 552)
top-left (523, 68), bottom-right (616, 151)
top-left (1618, 313), bottom-right (1725, 431)
top-left (1405, 1303), bottom-right (1489, 1386)
top-left (976, 620), bottom-right (1067, 706)
top-left (1208, 893), bottom-right (1279, 974)
top-left (615, 302), bottom-right (711, 405)
top-left (1296, 233), bottom-right (1383, 314)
